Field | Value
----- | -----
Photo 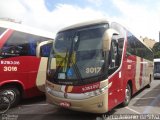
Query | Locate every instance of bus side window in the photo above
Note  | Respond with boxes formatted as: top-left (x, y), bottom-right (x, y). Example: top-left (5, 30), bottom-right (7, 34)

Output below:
top-left (0, 31), bottom-right (30, 57)
top-left (110, 35), bottom-right (120, 66)
top-left (0, 30), bottom-right (52, 58)
top-left (111, 42), bottom-right (118, 66)
top-left (117, 37), bottom-right (124, 64)
top-left (40, 43), bottom-right (52, 57)
top-left (108, 35), bottom-right (120, 75)
top-left (126, 32), bottom-right (136, 56)
top-left (28, 38), bottom-right (36, 56)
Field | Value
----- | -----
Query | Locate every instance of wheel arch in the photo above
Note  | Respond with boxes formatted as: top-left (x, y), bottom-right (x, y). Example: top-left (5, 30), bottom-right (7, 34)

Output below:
top-left (0, 80), bottom-right (25, 98)
top-left (126, 80), bottom-right (133, 96)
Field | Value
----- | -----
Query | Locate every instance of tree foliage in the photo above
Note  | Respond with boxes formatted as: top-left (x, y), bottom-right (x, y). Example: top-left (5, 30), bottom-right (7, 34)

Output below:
top-left (152, 42), bottom-right (160, 58)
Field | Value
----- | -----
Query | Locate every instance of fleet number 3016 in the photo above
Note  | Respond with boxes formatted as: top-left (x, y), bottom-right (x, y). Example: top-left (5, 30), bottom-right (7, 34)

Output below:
top-left (3, 66), bottom-right (17, 71)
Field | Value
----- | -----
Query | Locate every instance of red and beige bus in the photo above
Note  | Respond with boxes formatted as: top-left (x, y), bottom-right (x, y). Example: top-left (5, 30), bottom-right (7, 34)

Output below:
top-left (0, 20), bottom-right (54, 106)
top-left (42, 19), bottom-right (153, 113)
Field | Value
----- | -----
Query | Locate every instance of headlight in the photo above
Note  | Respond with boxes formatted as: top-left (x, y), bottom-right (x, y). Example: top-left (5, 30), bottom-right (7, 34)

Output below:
top-left (84, 82), bottom-right (112, 97)
top-left (46, 86), bottom-right (52, 93)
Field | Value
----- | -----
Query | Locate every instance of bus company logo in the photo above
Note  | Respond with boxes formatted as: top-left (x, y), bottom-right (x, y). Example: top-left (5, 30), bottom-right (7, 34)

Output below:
top-left (82, 83), bottom-right (100, 92)
top-left (64, 93), bottom-right (68, 98)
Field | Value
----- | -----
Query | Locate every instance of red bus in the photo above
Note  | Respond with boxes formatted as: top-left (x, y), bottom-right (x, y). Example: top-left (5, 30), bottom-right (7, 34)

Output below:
top-left (42, 19), bottom-right (153, 113)
top-left (0, 20), bottom-right (54, 106)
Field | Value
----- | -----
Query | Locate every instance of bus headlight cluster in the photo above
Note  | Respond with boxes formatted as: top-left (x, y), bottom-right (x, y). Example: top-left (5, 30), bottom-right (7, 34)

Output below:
top-left (46, 86), bottom-right (52, 93)
top-left (84, 82), bottom-right (112, 97)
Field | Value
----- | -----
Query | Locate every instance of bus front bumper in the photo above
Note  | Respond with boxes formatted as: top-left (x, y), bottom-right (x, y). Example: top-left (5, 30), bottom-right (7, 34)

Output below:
top-left (46, 91), bottom-right (109, 113)
top-left (154, 73), bottom-right (160, 79)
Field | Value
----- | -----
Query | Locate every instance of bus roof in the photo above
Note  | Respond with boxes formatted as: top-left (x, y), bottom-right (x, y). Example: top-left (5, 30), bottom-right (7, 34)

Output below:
top-left (0, 20), bottom-right (54, 39)
top-left (59, 19), bottom-right (109, 32)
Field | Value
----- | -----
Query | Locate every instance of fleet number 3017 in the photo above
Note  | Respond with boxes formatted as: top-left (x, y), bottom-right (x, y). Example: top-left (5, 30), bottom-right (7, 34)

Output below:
top-left (86, 67), bottom-right (101, 74)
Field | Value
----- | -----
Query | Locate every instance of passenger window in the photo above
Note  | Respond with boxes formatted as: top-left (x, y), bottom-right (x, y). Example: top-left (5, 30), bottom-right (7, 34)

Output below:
top-left (118, 38), bottom-right (124, 62)
top-left (0, 31), bottom-right (28, 57)
top-left (110, 40), bottom-right (117, 68)
top-left (127, 32), bottom-right (136, 56)
top-left (108, 35), bottom-right (122, 75)
top-left (0, 31), bottom-right (51, 58)
top-left (40, 43), bottom-right (52, 57)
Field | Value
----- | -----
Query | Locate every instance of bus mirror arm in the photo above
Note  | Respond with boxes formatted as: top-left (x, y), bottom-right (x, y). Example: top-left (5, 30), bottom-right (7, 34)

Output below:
top-left (36, 40), bottom-right (53, 57)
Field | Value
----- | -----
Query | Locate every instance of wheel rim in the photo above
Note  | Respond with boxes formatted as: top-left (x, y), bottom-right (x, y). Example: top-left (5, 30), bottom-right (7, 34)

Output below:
top-left (125, 86), bottom-right (131, 103)
top-left (2, 90), bottom-right (16, 103)
top-left (0, 95), bottom-right (11, 114)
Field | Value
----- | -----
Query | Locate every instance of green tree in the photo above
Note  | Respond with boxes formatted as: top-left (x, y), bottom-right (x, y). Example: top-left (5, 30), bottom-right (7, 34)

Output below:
top-left (152, 42), bottom-right (160, 58)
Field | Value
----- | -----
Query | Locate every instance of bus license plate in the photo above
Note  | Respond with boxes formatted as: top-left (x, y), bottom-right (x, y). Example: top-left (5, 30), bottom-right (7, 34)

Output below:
top-left (59, 101), bottom-right (71, 108)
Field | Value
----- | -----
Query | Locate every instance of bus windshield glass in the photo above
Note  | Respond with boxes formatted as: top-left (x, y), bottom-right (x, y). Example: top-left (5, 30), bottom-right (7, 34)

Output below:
top-left (154, 62), bottom-right (160, 73)
top-left (48, 24), bottom-right (109, 85)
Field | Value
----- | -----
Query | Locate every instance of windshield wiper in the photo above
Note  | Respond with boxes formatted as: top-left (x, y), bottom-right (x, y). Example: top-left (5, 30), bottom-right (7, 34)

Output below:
top-left (66, 35), bottom-right (82, 81)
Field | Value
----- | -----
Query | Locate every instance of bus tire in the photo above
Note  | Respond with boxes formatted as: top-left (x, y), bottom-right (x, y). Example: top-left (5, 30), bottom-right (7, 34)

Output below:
top-left (0, 87), bottom-right (21, 107)
top-left (122, 84), bottom-right (131, 106)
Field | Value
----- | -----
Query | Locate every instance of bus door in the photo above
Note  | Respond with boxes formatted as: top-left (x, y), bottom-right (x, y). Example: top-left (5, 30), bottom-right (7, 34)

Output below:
top-left (108, 35), bottom-right (123, 107)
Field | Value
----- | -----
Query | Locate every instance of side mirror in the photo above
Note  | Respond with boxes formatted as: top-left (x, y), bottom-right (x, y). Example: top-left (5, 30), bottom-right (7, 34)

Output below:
top-left (103, 29), bottom-right (119, 51)
top-left (36, 40), bottom-right (53, 57)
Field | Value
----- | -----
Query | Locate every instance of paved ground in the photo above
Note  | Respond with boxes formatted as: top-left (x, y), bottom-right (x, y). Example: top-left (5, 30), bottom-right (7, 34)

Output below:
top-left (1, 79), bottom-right (160, 120)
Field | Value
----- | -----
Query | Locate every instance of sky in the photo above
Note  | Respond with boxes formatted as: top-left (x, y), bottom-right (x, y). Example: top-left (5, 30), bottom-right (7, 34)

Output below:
top-left (0, 0), bottom-right (160, 41)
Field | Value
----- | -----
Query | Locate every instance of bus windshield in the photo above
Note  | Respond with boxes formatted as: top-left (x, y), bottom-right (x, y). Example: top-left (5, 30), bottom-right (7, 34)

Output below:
top-left (48, 24), bottom-right (109, 85)
top-left (154, 62), bottom-right (160, 73)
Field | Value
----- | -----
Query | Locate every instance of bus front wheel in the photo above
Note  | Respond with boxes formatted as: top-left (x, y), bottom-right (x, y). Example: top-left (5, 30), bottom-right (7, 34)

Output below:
top-left (122, 84), bottom-right (131, 106)
top-left (0, 87), bottom-right (21, 107)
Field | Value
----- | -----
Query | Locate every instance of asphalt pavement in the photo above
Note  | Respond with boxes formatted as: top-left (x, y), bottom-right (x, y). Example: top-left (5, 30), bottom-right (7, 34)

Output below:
top-left (1, 79), bottom-right (160, 120)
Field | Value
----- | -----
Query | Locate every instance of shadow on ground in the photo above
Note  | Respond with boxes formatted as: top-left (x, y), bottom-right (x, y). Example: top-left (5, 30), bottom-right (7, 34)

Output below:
top-left (133, 84), bottom-right (160, 107)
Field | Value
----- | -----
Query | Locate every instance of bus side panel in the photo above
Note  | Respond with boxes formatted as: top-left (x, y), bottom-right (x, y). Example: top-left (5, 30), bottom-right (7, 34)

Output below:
top-left (0, 57), bottom-right (29, 97)
top-left (123, 55), bottom-right (147, 95)
top-left (0, 56), bottom-right (42, 98)
top-left (107, 39), bottom-right (127, 110)
top-left (107, 44), bottom-right (145, 110)
top-left (134, 57), bottom-right (145, 92)
top-left (108, 56), bottom-right (137, 110)
top-left (36, 57), bottom-right (48, 92)
top-left (108, 71), bottom-right (123, 111)
top-left (142, 59), bottom-right (153, 87)
top-left (126, 55), bottom-right (137, 94)
top-left (26, 56), bottom-right (43, 98)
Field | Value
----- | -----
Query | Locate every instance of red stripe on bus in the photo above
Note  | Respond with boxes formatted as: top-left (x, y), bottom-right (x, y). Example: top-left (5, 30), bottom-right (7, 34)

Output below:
top-left (0, 29), bottom-right (13, 48)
